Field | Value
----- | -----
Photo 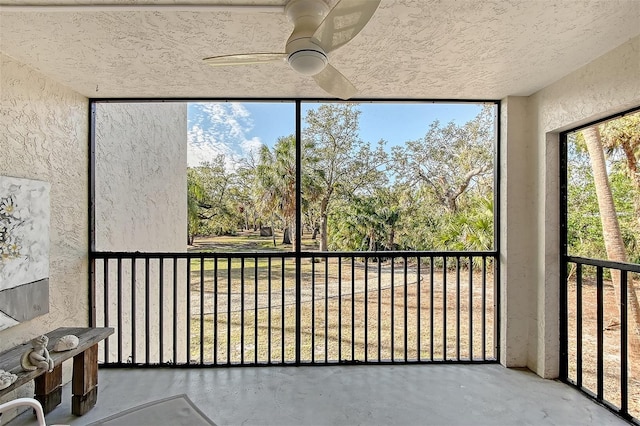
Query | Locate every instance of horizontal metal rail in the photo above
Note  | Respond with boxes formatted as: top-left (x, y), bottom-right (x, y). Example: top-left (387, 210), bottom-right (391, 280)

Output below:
top-left (92, 250), bottom-right (495, 259)
top-left (91, 251), bottom-right (498, 368)
top-left (563, 256), bottom-right (640, 424)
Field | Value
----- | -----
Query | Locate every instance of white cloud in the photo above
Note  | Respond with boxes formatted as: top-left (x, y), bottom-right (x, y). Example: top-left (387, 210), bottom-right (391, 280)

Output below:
top-left (187, 103), bottom-right (264, 169)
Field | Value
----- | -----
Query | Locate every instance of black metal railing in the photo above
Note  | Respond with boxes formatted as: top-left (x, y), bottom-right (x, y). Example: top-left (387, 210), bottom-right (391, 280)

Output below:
top-left (91, 251), bottom-right (498, 367)
top-left (562, 256), bottom-right (640, 424)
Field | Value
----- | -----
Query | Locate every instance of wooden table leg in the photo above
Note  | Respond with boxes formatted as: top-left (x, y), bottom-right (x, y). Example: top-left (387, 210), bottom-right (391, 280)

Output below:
top-left (34, 364), bottom-right (62, 414)
top-left (71, 344), bottom-right (98, 416)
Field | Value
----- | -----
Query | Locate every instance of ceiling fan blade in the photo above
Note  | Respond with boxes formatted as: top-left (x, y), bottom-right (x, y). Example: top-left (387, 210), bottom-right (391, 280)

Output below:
top-left (312, 63), bottom-right (358, 100)
top-left (203, 53), bottom-right (287, 66)
top-left (312, 0), bottom-right (381, 54)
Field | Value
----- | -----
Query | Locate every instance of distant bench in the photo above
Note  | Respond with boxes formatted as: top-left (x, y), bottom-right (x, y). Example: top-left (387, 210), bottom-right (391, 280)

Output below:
top-left (0, 327), bottom-right (114, 416)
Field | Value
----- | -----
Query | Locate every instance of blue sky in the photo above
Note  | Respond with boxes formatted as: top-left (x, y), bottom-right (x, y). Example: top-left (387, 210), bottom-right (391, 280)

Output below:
top-left (187, 101), bottom-right (485, 167)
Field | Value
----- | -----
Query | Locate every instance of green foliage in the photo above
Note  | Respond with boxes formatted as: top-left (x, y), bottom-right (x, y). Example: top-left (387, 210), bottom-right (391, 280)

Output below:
top-left (187, 155), bottom-right (244, 241)
top-left (392, 187), bottom-right (493, 251)
top-left (327, 188), bottom-right (402, 251)
top-left (303, 103), bottom-right (389, 250)
top-left (567, 116), bottom-right (640, 264)
top-left (187, 103), bottom-right (498, 252)
top-left (391, 105), bottom-right (494, 212)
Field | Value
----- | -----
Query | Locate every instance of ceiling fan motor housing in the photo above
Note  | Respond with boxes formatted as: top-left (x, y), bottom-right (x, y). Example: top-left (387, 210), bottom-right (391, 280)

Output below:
top-left (285, 0), bottom-right (330, 75)
top-left (286, 41), bottom-right (328, 75)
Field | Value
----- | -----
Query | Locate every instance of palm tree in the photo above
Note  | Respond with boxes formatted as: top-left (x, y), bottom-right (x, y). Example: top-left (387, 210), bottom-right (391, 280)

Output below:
top-left (600, 113), bottom-right (640, 227)
top-left (256, 136), bottom-right (297, 246)
top-left (582, 125), bottom-right (640, 351)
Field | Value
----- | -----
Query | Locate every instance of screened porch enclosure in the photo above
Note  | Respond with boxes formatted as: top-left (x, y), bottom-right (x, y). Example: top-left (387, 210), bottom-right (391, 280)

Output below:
top-left (90, 100), bottom-right (499, 367)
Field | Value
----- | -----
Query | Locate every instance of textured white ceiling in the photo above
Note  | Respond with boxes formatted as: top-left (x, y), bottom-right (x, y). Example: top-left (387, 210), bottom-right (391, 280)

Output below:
top-left (0, 0), bottom-right (638, 99)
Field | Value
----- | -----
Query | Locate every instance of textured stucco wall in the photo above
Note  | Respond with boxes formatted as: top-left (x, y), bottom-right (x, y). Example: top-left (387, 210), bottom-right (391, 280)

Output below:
top-left (0, 53), bottom-right (89, 404)
top-left (94, 102), bottom-right (188, 363)
top-left (94, 103), bottom-right (187, 252)
top-left (502, 35), bottom-right (640, 378)
top-left (500, 96), bottom-right (534, 368)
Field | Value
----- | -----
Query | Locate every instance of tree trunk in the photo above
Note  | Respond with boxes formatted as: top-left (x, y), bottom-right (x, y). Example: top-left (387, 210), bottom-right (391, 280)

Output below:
top-left (319, 216), bottom-right (328, 251)
top-left (584, 127), bottom-right (627, 262)
top-left (282, 227), bottom-right (291, 245)
top-left (583, 126), bottom-right (640, 349)
top-left (319, 196), bottom-right (330, 252)
top-left (270, 219), bottom-right (276, 247)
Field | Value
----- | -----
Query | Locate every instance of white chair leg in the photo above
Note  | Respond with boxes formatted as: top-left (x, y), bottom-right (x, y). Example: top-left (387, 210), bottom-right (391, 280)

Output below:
top-left (0, 397), bottom-right (47, 426)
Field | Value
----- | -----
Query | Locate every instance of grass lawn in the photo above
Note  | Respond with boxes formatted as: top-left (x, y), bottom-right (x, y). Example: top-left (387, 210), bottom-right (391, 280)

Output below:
top-left (186, 232), bottom-right (497, 365)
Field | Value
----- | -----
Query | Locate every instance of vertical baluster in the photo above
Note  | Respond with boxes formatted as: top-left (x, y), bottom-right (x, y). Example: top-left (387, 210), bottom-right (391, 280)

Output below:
top-left (416, 256), bottom-right (422, 362)
top-left (325, 257), bottom-right (329, 362)
top-left (295, 253), bottom-right (301, 366)
top-left (158, 258), bottom-right (163, 364)
top-left (145, 257), bottom-right (150, 363)
top-left (456, 256), bottom-right (460, 361)
top-left (468, 256), bottom-right (473, 361)
top-left (403, 256), bottom-right (408, 362)
top-left (227, 257), bottom-right (232, 365)
top-left (620, 269), bottom-right (628, 416)
top-left (576, 263), bottom-right (582, 387)
top-left (200, 255), bottom-right (205, 365)
top-left (268, 257), bottom-right (272, 363)
top-left (430, 256), bottom-right (434, 361)
top-left (364, 257), bottom-right (369, 362)
top-left (493, 256), bottom-right (499, 360)
top-left (311, 256), bottom-right (316, 363)
top-left (416, 256), bottom-right (421, 362)
top-left (443, 256), bottom-right (447, 360)
top-left (241, 257), bottom-right (245, 364)
top-left (390, 257), bottom-right (395, 361)
top-left (131, 257), bottom-right (136, 364)
top-left (338, 263), bottom-right (342, 362)
top-left (103, 259), bottom-right (110, 363)
top-left (596, 266), bottom-right (604, 400)
top-left (117, 257), bottom-right (122, 364)
top-left (281, 256), bottom-right (285, 363)
top-left (172, 257), bottom-right (177, 364)
top-left (482, 256), bottom-right (486, 361)
top-left (377, 258), bottom-right (382, 361)
top-left (254, 256), bottom-right (259, 365)
top-left (351, 256), bottom-right (355, 362)
top-left (213, 257), bottom-right (218, 365)
top-left (186, 257), bottom-right (191, 364)
top-left (338, 256), bottom-right (342, 362)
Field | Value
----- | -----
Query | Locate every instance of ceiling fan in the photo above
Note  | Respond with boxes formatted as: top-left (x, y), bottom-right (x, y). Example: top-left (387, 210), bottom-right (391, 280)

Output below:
top-left (203, 0), bottom-right (381, 100)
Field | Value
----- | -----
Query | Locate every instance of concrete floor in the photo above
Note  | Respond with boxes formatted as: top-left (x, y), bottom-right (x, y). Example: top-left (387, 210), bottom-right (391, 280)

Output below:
top-left (7, 364), bottom-right (628, 426)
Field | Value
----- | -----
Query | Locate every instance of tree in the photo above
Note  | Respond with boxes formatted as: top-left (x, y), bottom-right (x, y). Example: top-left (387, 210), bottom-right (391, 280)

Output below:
top-left (235, 153), bottom-right (262, 231)
top-left (391, 105), bottom-right (494, 213)
top-left (387, 106), bottom-right (495, 251)
top-left (255, 136), bottom-right (301, 246)
top-left (188, 155), bottom-right (241, 239)
top-left (600, 112), bottom-right (640, 190)
top-left (187, 168), bottom-right (206, 245)
top-left (600, 112), bottom-right (640, 233)
top-left (328, 188), bottom-right (401, 252)
top-left (303, 103), bottom-right (388, 251)
top-left (582, 125), bottom-right (640, 349)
